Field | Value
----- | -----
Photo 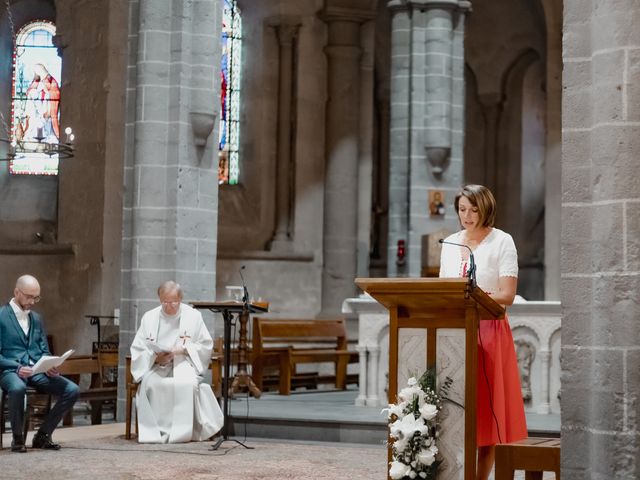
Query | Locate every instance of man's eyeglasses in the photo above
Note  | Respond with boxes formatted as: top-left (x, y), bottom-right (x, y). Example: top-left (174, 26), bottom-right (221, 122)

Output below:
top-left (18, 288), bottom-right (41, 303)
top-left (161, 301), bottom-right (180, 307)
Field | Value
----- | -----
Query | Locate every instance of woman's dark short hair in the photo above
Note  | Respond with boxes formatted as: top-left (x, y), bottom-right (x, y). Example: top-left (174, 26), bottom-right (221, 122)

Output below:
top-left (454, 184), bottom-right (496, 228)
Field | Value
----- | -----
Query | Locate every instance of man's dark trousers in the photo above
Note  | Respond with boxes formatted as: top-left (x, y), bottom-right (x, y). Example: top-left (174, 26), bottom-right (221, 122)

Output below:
top-left (0, 371), bottom-right (79, 438)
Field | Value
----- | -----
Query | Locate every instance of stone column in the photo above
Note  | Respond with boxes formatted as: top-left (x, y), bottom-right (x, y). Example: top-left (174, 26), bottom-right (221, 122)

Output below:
top-left (387, 0), bottom-right (469, 277)
top-left (563, 0), bottom-right (640, 477)
top-left (355, 345), bottom-right (368, 406)
top-left (119, 0), bottom-right (223, 416)
top-left (537, 349), bottom-right (551, 415)
top-left (268, 18), bottom-right (300, 250)
top-left (368, 345), bottom-right (381, 405)
top-left (386, 1), bottom-right (411, 277)
top-left (320, 8), bottom-right (372, 315)
top-left (542, 0), bottom-right (562, 301)
top-left (357, 20), bottom-right (375, 278)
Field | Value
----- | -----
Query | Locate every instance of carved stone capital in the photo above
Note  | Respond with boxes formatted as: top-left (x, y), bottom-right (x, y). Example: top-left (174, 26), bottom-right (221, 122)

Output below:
top-left (319, 6), bottom-right (377, 25)
top-left (266, 16), bottom-right (302, 46)
top-left (408, 0), bottom-right (467, 10)
top-left (387, 0), bottom-right (410, 12)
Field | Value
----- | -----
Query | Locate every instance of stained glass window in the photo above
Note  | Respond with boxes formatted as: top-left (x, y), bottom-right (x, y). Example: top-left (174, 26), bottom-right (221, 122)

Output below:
top-left (9, 21), bottom-right (61, 175)
top-left (218, 0), bottom-right (242, 185)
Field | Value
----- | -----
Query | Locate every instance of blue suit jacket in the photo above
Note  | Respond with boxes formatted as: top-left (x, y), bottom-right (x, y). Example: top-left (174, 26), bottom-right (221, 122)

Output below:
top-left (0, 303), bottom-right (51, 376)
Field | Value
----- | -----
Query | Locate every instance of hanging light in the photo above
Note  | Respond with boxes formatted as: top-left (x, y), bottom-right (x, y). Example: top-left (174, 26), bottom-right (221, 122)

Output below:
top-left (0, 126), bottom-right (75, 162)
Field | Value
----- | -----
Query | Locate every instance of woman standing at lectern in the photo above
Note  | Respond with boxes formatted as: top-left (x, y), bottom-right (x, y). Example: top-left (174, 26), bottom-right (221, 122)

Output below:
top-left (439, 184), bottom-right (527, 480)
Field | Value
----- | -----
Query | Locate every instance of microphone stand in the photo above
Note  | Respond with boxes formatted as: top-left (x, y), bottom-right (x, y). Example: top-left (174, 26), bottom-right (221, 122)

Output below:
top-left (439, 239), bottom-right (477, 288)
top-left (211, 268), bottom-right (257, 451)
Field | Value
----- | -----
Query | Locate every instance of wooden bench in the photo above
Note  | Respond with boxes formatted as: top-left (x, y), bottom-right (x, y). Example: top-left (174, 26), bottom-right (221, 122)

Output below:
top-left (495, 437), bottom-right (561, 480)
top-left (251, 318), bottom-right (358, 395)
top-left (58, 352), bottom-right (118, 425)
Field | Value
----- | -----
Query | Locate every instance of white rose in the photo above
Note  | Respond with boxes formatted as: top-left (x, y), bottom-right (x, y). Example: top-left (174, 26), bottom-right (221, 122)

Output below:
top-left (390, 418), bottom-right (401, 438)
top-left (417, 449), bottom-right (436, 466)
top-left (393, 435), bottom-right (409, 453)
top-left (409, 470), bottom-right (417, 479)
top-left (398, 385), bottom-right (421, 402)
top-left (389, 461), bottom-right (411, 480)
top-left (407, 377), bottom-right (418, 386)
top-left (383, 401), bottom-right (408, 420)
top-left (419, 403), bottom-right (438, 421)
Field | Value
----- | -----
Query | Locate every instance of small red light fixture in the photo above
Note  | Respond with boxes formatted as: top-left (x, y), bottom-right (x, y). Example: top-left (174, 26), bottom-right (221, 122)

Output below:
top-left (396, 239), bottom-right (406, 265)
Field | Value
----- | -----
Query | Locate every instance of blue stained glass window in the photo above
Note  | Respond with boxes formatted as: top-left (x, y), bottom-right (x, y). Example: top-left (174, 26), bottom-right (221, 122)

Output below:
top-left (218, 0), bottom-right (242, 185)
top-left (10, 21), bottom-right (61, 175)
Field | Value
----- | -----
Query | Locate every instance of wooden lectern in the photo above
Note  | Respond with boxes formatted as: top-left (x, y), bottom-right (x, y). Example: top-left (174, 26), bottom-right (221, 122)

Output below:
top-left (355, 278), bottom-right (504, 480)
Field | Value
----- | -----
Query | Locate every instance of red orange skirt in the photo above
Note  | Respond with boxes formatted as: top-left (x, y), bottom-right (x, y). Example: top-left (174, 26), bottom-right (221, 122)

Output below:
top-left (476, 314), bottom-right (527, 447)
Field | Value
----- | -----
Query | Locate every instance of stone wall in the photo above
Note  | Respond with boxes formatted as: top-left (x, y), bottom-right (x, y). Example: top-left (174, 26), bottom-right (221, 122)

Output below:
top-left (215, 0), bottom-right (379, 318)
top-left (464, 0), bottom-right (553, 300)
top-left (0, 0), bottom-right (127, 354)
top-left (562, 0), bottom-right (640, 477)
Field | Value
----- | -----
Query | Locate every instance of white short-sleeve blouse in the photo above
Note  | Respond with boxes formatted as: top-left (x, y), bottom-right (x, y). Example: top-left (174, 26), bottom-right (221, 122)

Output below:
top-left (438, 228), bottom-right (518, 295)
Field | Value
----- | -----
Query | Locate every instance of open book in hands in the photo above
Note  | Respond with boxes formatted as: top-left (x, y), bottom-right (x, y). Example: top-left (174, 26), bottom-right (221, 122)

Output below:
top-left (31, 349), bottom-right (75, 375)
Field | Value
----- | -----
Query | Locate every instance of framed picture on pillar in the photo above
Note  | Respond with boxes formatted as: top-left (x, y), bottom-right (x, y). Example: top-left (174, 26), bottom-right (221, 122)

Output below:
top-left (429, 190), bottom-right (446, 217)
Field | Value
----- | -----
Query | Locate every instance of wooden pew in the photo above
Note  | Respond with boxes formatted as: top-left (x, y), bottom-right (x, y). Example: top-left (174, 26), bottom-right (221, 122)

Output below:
top-left (251, 318), bottom-right (358, 395)
top-left (58, 354), bottom-right (118, 425)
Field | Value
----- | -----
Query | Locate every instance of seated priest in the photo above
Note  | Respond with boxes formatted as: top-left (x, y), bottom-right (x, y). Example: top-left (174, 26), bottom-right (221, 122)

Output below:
top-left (130, 280), bottom-right (223, 443)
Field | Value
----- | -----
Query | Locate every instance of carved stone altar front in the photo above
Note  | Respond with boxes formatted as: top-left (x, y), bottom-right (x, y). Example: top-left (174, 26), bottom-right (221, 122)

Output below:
top-left (342, 296), bottom-right (561, 416)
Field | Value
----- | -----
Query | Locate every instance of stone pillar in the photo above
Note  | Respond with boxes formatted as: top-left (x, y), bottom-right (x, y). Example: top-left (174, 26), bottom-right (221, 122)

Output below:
top-left (119, 0), bottom-right (223, 416)
top-left (537, 349), bottom-right (551, 415)
top-left (355, 345), bottom-right (368, 406)
top-left (268, 18), bottom-right (300, 250)
top-left (320, 8), bottom-right (372, 315)
top-left (357, 20), bottom-right (375, 278)
top-left (387, 0), bottom-right (469, 277)
top-left (386, 1), bottom-right (411, 277)
top-left (542, 0), bottom-right (562, 301)
top-left (563, 0), bottom-right (640, 477)
top-left (368, 345), bottom-right (381, 405)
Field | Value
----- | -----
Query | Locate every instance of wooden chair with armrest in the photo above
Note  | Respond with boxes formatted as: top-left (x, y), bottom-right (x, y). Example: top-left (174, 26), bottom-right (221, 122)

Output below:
top-left (125, 338), bottom-right (223, 440)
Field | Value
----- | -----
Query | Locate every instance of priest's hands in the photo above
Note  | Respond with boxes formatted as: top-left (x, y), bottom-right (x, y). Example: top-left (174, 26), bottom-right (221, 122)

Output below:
top-left (172, 345), bottom-right (187, 355)
top-left (156, 351), bottom-right (174, 366)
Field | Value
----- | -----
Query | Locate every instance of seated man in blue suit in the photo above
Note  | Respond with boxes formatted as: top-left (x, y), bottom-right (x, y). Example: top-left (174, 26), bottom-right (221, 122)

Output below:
top-left (0, 275), bottom-right (79, 452)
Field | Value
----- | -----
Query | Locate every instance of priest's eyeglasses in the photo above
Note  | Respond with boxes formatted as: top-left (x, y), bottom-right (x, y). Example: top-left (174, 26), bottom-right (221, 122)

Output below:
top-left (17, 288), bottom-right (41, 303)
top-left (161, 301), bottom-right (180, 306)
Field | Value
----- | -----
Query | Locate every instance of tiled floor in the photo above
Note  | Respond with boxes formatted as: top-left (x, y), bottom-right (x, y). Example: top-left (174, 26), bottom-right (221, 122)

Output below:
top-left (0, 424), bottom-right (557, 480)
top-left (0, 390), bottom-right (560, 479)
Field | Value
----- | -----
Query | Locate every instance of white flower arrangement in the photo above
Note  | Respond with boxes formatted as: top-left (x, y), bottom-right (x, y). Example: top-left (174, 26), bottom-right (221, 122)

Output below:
top-left (383, 370), bottom-right (452, 480)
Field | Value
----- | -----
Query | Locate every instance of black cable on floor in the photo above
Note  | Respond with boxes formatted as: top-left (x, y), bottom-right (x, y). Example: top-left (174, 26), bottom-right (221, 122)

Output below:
top-left (64, 444), bottom-right (240, 456)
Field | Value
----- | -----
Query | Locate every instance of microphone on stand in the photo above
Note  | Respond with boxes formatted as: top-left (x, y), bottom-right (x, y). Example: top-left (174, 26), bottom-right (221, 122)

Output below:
top-left (239, 265), bottom-right (249, 305)
top-left (439, 239), bottom-right (476, 287)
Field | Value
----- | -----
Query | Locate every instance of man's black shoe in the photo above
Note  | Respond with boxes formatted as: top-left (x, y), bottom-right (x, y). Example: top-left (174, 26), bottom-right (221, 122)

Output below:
top-left (11, 439), bottom-right (27, 453)
top-left (32, 432), bottom-right (61, 450)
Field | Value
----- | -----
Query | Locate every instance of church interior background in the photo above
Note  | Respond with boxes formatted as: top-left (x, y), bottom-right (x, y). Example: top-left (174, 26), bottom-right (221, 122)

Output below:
top-left (0, 0), bottom-right (638, 477)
